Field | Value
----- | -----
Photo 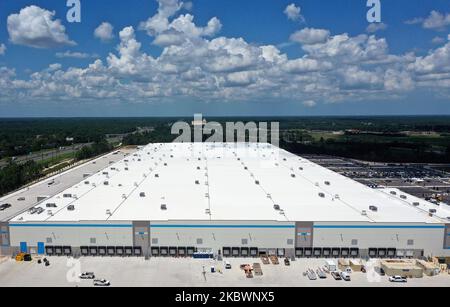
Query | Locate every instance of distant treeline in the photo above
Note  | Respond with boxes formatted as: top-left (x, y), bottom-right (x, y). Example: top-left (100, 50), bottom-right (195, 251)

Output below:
top-left (0, 161), bottom-right (43, 196)
top-left (281, 139), bottom-right (450, 163)
top-left (75, 139), bottom-right (113, 160)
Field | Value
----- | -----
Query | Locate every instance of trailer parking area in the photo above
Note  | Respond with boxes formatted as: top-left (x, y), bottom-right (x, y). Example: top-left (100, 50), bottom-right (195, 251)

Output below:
top-left (0, 257), bottom-right (448, 287)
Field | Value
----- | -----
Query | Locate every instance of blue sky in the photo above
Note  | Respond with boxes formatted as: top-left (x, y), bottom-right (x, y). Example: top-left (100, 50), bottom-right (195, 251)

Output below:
top-left (0, 0), bottom-right (449, 117)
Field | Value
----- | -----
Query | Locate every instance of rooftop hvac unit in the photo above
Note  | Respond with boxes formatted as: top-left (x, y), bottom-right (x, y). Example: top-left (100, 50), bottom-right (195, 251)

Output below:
top-left (161, 204), bottom-right (167, 210)
top-left (315, 182), bottom-right (319, 187)
top-left (299, 167), bottom-right (303, 170)
top-left (255, 180), bottom-right (260, 185)
top-left (429, 209), bottom-right (437, 214)
top-left (318, 193), bottom-right (325, 198)
top-left (140, 192), bottom-right (146, 197)
top-left (390, 191), bottom-right (397, 195)
top-left (273, 204), bottom-right (280, 211)
top-left (205, 209), bottom-right (211, 215)
top-left (104, 181), bottom-right (109, 186)
top-left (291, 174), bottom-right (296, 178)
top-left (102, 172), bottom-right (108, 175)
top-left (47, 210), bottom-right (53, 216)
top-left (195, 180), bottom-right (200, 185)
top-left (124, 167), bottom-right (129, 171)
top-left (412, 202), bottom-right (420, 207)
top-left (84, 181), bottom-right (90, 185)
top-left (361, 210), bottom-right (367, 216)
top-left (324, 181), bottom-right (331, 186)
top-left (67, 205), bottom-right (75, 211)
top-left (46, 203), bottom-right (57, 208)
top-left (369, 205), bottom-right (378, 212)
top-left (334, 194), bottom-right (340, 199)
top-left (155, 174), bottom-right (159, 178)
top-left (63, 194), bottom-right (72, 198)
top-left (106, 209), bottom-right (112, 215)
top-left (400, 195), bottom-right (407, 200)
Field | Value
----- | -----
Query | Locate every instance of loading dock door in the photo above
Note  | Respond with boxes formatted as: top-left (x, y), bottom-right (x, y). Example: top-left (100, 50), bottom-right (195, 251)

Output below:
top-left (20, 242), bottom-right (28, 253)
top-left (37, 242), bottom-right (45, 255)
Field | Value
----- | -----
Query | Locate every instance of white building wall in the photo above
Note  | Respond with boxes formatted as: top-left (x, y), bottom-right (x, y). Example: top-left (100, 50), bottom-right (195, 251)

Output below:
top-left (9, 222), bottom-right (133, 247)
top-left (312, 222), bottom-right (449, 257)
top-left (150, 220), bottom-right (295, 251)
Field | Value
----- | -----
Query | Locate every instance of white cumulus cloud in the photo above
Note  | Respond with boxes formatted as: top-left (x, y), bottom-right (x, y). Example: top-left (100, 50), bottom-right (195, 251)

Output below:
top-left (94, 22), bottom-right (114, 42)
top-left (56, 51), bottom-right (98, 59)
top-left (366, 23), bottom-right (387, 33)
top-left (284, 4), bottom-right (303, 22)
top-left (7, 5), bottom-right (75, 48)
top-left (290, 28), bottom-right (330, 45)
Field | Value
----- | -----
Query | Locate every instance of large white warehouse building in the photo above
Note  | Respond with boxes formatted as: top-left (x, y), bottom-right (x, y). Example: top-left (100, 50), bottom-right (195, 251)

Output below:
top-left (1, 142), bottom-right (449, 259)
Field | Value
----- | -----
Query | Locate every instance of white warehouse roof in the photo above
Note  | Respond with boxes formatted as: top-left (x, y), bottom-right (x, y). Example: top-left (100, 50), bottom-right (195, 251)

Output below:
top-left (11, 142), bottom-right (450, 224)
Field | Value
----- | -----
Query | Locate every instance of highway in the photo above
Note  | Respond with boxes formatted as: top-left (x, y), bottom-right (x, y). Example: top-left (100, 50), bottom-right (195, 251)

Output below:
top-left (0, 143), bottom-right (93, 168)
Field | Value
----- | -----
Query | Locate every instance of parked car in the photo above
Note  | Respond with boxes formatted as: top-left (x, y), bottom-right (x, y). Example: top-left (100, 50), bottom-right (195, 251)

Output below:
top-left (340, 272), bottom-right (351, 281)
top-left (0, 203), bottom-right (12, 211)
top-left (389, 276), bottom-right (407, 283)
top-left (93, 279), bottom-right (111, 286)
top-left (379, 268), bottom-right (386, 276)
top-left (284, 258), bottom-right (290, 266)
top-left (224, 261), bottom-right (232, 270)
top-left (331, 271), bottom-right (342, 280)
top-left (79, 272), bottom-right (95, 279)
top-left (361, 266), bottom-right (367, 273)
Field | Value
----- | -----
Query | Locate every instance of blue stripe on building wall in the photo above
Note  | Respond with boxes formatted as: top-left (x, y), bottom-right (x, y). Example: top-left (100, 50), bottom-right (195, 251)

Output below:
top-left (9, 224), bottom-right (133, 228)
top-left (8, 223), bottom-right (294, 229)
top-left (151, 225), bottom-right (295, 229)
top-left (314, 225), bottom-right (445, 229)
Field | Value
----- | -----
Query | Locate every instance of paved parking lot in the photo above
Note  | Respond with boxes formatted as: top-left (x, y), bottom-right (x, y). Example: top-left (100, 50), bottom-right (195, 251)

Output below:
top-left (0, 149), bottom-right (136, 222)
top-left (0, 256), bottom-right (448, 287)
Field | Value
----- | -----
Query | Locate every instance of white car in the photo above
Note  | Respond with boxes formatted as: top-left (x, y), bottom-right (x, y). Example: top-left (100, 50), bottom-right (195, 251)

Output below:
top-left (389, 276), bottom-right (407, 283)
top-left (224, 261), bottom-right (232, 269)
top-left (79, 272), bottom-right (95, 279)
top-left (340, 271), bottom-right (351, 281)
top-left (93, 279), bottom-right (110, 286)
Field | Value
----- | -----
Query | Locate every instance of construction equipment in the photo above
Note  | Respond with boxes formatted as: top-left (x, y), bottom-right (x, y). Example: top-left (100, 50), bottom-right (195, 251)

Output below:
top-left (15, 253), bottom-right (25, 262)
top-left (15, 253), bottom-right (32, 262)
